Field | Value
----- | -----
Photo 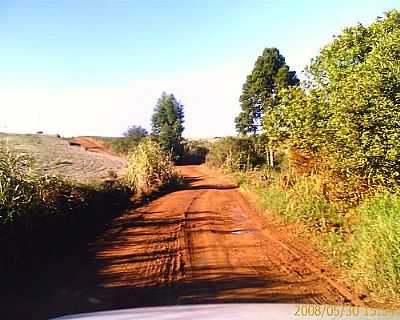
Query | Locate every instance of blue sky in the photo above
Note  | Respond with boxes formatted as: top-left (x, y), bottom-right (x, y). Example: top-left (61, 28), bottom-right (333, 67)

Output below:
top-left (0, 1), bottom-right (398, 137)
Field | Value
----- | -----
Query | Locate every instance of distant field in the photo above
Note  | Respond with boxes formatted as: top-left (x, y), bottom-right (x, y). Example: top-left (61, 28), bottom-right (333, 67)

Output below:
top-left (0, 133), bottom-right (126, 183)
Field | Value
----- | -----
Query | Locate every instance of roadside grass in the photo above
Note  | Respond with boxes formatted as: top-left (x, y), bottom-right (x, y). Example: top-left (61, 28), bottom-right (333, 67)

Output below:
top-left (0, 143), bottom-right (131, 277)
top-left (238, 175), bottom-right (289, 215)
top-left (348, 192), bottom-right (400, 299)
top-left (123, 138), bottom-right (180, 197)
top-left (221, 167), bottom-right (400, 303)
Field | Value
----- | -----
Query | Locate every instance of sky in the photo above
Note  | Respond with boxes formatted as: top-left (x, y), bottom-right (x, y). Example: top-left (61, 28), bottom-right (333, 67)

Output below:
top-left (0, 1), bottom-right (398, 138)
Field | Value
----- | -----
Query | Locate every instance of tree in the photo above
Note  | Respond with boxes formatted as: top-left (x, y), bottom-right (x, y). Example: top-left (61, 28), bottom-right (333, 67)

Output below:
top-left (307, 10), bottom-right (400, 185)
top-left (151, 92), bottom-right (185, 159)
top-left (123, 125), bottom-right (148, 140)
top-left (235, 47), bottom-right (299, 135)
top-left (267, 10), bottom-right (400, 186)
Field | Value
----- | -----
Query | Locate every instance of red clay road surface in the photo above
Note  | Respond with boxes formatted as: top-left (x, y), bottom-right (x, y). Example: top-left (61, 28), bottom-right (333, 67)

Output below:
top-left (72, 137), bottom-right (120, 157)
top-left (2, 165), bottom-right (361, 319)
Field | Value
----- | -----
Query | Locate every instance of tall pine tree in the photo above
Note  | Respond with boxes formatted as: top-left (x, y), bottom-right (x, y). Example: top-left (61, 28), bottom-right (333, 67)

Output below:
top-left (151, 92), bottom-right (184, 159)
top-left (235, 48), bottom-right (299, 135)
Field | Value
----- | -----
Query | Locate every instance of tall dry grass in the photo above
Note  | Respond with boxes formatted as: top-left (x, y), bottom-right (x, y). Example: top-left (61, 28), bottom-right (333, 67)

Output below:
top-left (0, 144), bottom-right (130, 274)
top-left (124, 139), bottom-right (177, 196)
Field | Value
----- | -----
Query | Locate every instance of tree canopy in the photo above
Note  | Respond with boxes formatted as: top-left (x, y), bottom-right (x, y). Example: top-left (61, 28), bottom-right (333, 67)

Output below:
top-left (235, 47), bottom-right (299, 135)
top-left (151, 92), bottom-right (185, 159)
top-left (263, 10), bottom-right (400, 186)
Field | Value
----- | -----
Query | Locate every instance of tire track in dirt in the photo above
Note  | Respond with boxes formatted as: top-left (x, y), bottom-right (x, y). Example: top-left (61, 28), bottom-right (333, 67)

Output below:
top-left (72, 137), bottom-right (119, 157)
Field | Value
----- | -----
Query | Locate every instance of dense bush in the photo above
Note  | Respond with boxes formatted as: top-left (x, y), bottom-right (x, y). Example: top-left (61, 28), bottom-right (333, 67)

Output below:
top-left (124, 139), bottom-right (177, 195)
top-left (107, 137), bottom-right (140, 155)
top-left (264, 11), bottom-right (400, 189)
top-left (102, 125), bottom-right (149, 155)
top-left (94, 135), bottom-right (143, 155)
top-left (0, 147), bottom-right (81, 227)
top-left (177, 139), bottom-right (210, 164)
top-left (206, 136), bottom-right (269, 171)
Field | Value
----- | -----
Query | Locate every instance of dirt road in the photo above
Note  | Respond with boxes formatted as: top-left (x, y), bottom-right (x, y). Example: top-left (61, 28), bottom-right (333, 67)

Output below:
top-left (72, 137), bottom-right (120, 157)
top-left (3, 165), bottom-right (358, 319)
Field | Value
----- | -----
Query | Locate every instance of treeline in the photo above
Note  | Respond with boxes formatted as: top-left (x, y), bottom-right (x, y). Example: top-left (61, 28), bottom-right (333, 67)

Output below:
top-left (207, 10), bottom-right (400, 302)
top-left (235, 10), bottom-right (400, 194)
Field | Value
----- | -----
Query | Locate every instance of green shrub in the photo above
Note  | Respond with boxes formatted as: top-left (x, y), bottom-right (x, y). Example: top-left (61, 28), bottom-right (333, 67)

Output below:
top-left (98, 137), bottom-right (140, 155)
top-left (177, 139), bottom-right (210, 164)
top-left (124, 139), bottom-right (176, 195)
top-left (266, 11), bottom-right (400, 187)
top-left (110, 138), bottom-right (138, 154)
top-left (206, 136), bottom-right (269, 171)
